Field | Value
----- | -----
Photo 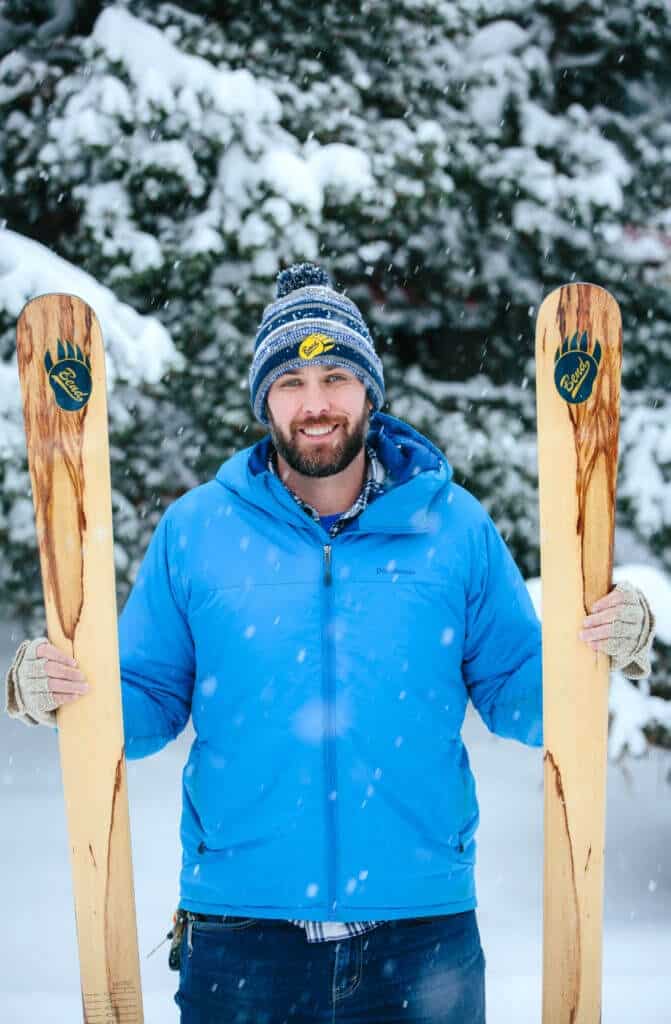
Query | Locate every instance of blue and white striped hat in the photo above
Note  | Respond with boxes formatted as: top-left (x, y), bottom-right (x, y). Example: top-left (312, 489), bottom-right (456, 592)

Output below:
top-left (249, 263), bottom-right (385, 425)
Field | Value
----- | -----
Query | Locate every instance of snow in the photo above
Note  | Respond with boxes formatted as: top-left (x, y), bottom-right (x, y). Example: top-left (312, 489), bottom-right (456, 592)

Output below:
top-left (71, 183), bottom-right (164, 273)
top-left (1, 610), bottom-right (668, 1022)
top-left (306, 143), bottom-right (375, 202)
top-left (513, 199), bottom-right (592, 247)
top-left (567, 169), bottom-right (626, 213)
top-left (609, 675), bottom-right (671, 759)
top-left (467, 21), bottom-right (530, 60)
top-left (258, 147), bottom-right (323, 214)
top-left (239, 212), bottom-right (274, 250)
top-left (0, 362), bottom-right (24, 456)
top-left (620, 404), bottom-right (671, 538)
top-left (45, 77), bottom-right (133, 151)
top-left (0, 52), bottom-right (43, 105)
top-left (181, 211), bottom-right (225, 256)
top-left (85, 8), bottom-right (376, 228)
top-left (90, 7), bottom-right (281, 124)
top-left (470, 85), bottom-right (507, 129)
top-left (136, 140), bottom-right (206, 198)
top-left (0, 228), bottom-right (182, 388)
top-left (521, 101), bottom-right (565, 149)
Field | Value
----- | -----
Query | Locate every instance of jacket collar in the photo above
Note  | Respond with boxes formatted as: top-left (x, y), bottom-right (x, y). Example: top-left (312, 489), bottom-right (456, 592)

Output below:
top-left (216, 412), bottom-right (453, 535)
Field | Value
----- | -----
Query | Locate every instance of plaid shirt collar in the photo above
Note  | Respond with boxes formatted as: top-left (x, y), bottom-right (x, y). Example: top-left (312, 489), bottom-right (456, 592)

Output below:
top-left (267, 441), bottom-right (387, 537)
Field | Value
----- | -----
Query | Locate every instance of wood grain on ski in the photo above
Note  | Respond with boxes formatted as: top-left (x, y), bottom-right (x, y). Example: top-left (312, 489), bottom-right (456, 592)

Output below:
top-left (536, 283), bottom-right (621, 1024)
top-left (16, 294), bottom-right (143, 1023)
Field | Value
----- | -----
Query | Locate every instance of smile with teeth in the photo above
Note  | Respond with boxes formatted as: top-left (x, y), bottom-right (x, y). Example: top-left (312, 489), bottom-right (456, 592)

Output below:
top-left (299, 424), bottom-right (339, 438)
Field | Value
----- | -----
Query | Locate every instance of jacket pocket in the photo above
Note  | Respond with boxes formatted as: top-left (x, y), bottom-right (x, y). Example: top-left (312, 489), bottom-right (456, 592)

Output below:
top-left (196, 837), bottom-right (271, 856)
top-left (451, 813), bottom-right (478, 863)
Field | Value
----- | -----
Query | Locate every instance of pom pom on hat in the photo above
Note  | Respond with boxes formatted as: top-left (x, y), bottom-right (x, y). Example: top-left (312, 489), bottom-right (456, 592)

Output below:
top-left (276, 263), bottom-right (331, 297)
top-left (249, 262), bottom-right (385, 425)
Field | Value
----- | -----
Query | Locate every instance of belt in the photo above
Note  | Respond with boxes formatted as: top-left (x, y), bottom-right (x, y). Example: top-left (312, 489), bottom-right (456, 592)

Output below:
top-left (182, 911), bottom-right (445, 926)
top-left (186, 912), bottom-right (255, 924)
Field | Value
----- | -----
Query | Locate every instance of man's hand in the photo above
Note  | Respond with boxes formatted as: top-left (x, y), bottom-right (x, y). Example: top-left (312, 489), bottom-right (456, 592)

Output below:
top-left (5, 637), bottom-right (90, 727)
top-left (579, 582), bottom-right (655, 679)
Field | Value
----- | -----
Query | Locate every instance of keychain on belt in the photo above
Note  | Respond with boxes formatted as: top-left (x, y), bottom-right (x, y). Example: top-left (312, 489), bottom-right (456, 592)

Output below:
top-left (146, 909), bottom-right (189, 971)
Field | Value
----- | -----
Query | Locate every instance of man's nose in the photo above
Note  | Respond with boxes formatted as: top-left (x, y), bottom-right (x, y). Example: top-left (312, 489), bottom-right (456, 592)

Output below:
top-left (300, 381), bottom-right (331, 417)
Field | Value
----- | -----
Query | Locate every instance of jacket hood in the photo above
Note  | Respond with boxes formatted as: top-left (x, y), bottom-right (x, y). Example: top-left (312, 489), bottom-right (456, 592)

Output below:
top-left (214, 412), bottom-right (454, 533)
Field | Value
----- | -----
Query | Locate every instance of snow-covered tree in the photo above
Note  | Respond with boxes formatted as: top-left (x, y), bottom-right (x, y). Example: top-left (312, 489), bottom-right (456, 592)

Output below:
top-left (0, 0), bottom-right (669, 748)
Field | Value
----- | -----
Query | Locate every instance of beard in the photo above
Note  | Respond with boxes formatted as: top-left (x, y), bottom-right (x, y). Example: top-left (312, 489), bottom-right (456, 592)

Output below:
top-left (268, 402), bottom-right (371, 478)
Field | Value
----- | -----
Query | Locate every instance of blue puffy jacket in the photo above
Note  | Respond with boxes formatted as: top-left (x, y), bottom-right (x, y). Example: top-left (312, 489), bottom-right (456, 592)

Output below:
top-left (119, 412), bottom-right (542, 920)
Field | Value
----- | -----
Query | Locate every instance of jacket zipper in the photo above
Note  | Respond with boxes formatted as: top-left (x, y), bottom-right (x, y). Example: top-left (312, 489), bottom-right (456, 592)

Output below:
top-left (322, 543), bottom-right (337, 915)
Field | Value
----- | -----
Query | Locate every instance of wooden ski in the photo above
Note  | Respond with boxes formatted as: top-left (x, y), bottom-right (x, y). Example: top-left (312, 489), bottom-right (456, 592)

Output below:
top-left (536, 283), bottom-right (622, 1024)
top-left (16, 294), bottom-right (143, 1023)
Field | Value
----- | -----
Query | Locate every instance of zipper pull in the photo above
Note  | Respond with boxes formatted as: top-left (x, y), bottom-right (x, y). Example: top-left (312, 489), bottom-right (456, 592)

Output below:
top-left (323, 544), bottom-right (332, 585)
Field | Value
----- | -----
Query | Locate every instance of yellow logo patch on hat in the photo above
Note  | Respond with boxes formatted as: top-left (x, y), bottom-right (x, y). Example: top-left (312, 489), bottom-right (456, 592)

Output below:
top-left (298, 333), bottom-right (336, 361)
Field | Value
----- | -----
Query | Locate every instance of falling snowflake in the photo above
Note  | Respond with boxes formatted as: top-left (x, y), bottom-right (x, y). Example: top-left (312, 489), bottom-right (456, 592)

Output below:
top-left (201, 675), bottom-right (217, 696)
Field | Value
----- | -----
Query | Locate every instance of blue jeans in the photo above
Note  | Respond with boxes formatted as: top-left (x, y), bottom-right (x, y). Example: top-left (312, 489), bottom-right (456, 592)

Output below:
top-left (175, 910), bottom-right (485, 1023)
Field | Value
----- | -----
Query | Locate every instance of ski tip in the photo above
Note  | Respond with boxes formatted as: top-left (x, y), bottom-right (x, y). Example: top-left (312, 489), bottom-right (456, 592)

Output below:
top-left (537, 282), bottom-right (619, 310)
top-left (16, 292), bottom-right (95, 323)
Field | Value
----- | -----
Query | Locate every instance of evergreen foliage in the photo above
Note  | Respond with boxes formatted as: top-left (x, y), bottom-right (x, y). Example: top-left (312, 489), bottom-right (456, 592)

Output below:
top-left (1, 0), bottom-right (669, 746)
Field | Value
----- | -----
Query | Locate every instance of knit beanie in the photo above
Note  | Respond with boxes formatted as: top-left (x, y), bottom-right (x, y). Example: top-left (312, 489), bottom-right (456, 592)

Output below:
top-left (249, 263), bottom-right (385, 425)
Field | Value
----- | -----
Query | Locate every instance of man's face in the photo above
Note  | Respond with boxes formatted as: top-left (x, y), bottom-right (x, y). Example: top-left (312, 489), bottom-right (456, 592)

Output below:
top-left (266, 365), bottom-right (372, 478)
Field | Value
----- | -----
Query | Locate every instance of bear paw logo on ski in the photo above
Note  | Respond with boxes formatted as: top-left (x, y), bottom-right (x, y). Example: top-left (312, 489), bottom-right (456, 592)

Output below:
top-left (299, 333), bottom-right (336, 361)
top-left (554, 330), bottom-right (602, 404)
top-left (44, 339), bottom-right (92, 411)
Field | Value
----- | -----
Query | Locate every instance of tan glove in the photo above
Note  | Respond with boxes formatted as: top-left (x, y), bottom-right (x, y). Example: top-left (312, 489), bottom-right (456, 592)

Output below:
top-left (4, 637), bottom-right (89, 727)
top-left (580, 581), bottom-right (656, 679)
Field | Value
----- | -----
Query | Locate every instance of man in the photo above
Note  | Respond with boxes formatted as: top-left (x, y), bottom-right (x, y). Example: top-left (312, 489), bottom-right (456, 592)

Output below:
top-left (6, 263), bottom-right (655, 1023)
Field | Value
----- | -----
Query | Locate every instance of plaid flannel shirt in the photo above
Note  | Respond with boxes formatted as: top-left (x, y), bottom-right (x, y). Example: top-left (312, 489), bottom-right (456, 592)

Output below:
top-left (267, 441), bottom-right (388, 941)
top-left (268, 442), bottom-right (386, 537)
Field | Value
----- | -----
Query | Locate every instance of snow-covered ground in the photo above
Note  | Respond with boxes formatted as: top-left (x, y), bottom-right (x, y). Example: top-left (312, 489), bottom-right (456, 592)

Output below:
top-left (1, 615), bottom-right (669, 1023)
